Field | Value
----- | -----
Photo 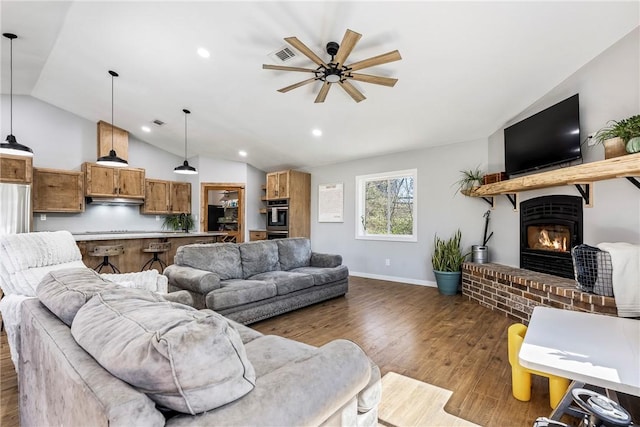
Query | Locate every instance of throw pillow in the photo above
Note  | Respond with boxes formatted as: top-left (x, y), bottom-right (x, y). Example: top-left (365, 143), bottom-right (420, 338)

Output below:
top-left (36, 267), bottom-right (120, 326)
top-left (71, 287), bottom-right (256, 414)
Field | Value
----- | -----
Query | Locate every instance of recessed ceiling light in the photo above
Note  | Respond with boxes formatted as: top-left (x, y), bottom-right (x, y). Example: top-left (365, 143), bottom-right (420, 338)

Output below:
top-left (197, 47), bottom-right (210, 58)
top-left (238, 150), bottom-right (247, 157)
top-left (141, 126), bottom-right (151, 133)
top-left (312, 129), bottom-right (322, 137)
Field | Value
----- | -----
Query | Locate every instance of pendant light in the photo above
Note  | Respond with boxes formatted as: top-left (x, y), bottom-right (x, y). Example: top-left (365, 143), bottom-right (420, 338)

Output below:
top-left (0, 33), bottom-right (33, 157)
top-left (96, 70), bottom-right (128, 167)
top-left (174, 109), bottom-right (197, 175)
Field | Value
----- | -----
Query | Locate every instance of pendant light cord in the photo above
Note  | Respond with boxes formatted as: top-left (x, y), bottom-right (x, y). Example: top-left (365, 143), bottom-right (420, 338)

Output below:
top-left (111, 72), bottom-right (114, 151)
top-left (184, 111), bottom-right (188, 160)
top-left (9, 36), bottom-right (13, 135)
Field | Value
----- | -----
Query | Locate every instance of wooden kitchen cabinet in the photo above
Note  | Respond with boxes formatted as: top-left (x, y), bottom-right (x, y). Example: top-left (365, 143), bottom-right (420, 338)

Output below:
top-left (266, 170), bottom-right (290, 200)
top-left (249, 230), bottom-right (267, 241)
top-left (83, 162), bottom-right (145, 198)
top-left (0, 154), bottom-right (32, 184)
top-left (97, 120), bottom-right (128, 162)
top-left (33, 168), bottom-right (84, 212)
top-left (264, 169), bottom-right (311, 238)
top-left (170, 181), bottom-right (191, 213)
top-left (141, 179), bottom-right (191, 214)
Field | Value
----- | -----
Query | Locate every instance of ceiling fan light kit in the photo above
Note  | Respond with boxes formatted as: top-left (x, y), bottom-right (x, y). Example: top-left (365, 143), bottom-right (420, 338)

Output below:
top-left (96, 70), bottom-right (128, 167)
top-left (174, 109), bottom-right (198, 175)
top-left (1, 33), bottom-right (34, 157)
top-left (263, 29), bottom-right (401, 103)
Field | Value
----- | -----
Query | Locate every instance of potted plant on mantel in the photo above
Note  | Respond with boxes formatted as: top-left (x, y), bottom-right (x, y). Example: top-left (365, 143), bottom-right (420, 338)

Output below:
top-left (431, 229), bottom-right (469, 295)
top-left (453, 166), bottom-right (485, 196)
top-left (594, 114), bottom-right (640, 159)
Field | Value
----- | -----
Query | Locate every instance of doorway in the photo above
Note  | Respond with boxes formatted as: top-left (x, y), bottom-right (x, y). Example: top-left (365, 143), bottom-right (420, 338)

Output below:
top-left (200, 183), bottom-right (245, 243)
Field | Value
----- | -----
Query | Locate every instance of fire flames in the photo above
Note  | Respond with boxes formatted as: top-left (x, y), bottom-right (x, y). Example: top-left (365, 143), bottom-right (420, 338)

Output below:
top-left (527, 225), bottom-right (570, 252)
top-left (537, 229), bottom-right (567, 251)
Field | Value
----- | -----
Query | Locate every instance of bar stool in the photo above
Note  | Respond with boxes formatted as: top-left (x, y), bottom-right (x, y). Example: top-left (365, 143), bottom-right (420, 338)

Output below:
top-left (141, 242), bottom-right (171, 272)
top-left (89, 245), bottom-right (125, 273)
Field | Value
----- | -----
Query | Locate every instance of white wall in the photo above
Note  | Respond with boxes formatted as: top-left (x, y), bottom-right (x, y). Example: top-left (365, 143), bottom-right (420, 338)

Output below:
top-left (487, 27), bottom-right (640, 267)
top-left (307, 138), bottom-right (489, 285)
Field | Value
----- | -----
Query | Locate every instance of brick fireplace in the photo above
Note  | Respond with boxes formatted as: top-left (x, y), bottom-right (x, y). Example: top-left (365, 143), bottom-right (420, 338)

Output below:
top-left (462, 262), bottom-right (617, 325)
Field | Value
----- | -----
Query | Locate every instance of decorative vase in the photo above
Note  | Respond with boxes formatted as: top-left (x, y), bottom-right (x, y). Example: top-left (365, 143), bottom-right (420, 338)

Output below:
top-left (603, 137), bottom-right (627, 159)
top-left (626, 137), bottom-right (640, 154)
top-left (434, 270), bottom-right (461, 295)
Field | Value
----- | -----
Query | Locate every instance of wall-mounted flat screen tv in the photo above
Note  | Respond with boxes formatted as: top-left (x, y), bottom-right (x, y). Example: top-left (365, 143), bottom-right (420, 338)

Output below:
top-left (504, 94), bottom-right (581, 177)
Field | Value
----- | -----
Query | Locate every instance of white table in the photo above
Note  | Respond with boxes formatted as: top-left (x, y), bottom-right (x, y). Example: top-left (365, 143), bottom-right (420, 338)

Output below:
top-left (520, 306), bottom-right (640, 419)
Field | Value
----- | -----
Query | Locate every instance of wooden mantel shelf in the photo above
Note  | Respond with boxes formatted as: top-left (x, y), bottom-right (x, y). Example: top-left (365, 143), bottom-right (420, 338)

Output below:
top-left (470, 153), bottom-right (640, 196)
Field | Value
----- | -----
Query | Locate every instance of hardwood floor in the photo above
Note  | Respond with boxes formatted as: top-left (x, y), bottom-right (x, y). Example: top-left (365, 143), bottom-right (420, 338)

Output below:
top-left (1, 277), bottom-right (637, 426)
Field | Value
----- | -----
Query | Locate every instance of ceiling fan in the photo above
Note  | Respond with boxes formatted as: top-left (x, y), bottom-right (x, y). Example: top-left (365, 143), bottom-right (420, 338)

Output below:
top-left (263, 29), bottom-right (401, 103)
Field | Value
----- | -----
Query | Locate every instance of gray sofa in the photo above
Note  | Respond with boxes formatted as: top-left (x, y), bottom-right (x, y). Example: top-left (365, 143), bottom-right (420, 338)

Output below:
top-left (164, 238), bottom-right (349, 324)
top-left (19, 268), bottom-right (381, 427)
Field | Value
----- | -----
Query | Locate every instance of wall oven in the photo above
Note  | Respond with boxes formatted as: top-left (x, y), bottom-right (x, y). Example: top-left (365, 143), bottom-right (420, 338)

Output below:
top-left (266, 200), bottom-right (288, 231)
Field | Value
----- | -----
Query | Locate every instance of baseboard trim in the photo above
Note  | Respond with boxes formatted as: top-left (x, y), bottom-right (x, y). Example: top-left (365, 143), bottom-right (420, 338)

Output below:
top-left (349, 271), bottom-right (436, 288)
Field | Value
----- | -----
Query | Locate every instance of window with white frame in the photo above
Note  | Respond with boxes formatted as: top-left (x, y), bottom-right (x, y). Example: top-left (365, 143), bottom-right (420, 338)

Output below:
top-left (355, 169), bottom-right (417, 241)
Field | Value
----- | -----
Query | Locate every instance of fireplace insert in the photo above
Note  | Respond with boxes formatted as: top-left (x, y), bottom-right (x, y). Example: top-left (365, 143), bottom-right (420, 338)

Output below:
top-left (520, 195), bottom-right (583, 278)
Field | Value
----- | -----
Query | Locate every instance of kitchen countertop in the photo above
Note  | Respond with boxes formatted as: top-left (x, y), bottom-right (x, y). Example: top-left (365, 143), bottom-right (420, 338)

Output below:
top-left (72, 231), bottom-right (227, 242)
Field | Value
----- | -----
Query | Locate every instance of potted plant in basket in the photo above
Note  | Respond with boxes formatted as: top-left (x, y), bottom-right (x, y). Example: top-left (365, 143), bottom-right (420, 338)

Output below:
top-left (594, 114), bottom-right (640, 158)
top-left (453, 166), bottom-right (484, 196)
top-left (431, 229), bottom-right (469, 295)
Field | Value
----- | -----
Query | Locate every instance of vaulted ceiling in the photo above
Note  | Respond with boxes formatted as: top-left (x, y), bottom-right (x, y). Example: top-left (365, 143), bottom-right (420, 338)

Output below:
top-left (1, 1), bottom-right (638, 171)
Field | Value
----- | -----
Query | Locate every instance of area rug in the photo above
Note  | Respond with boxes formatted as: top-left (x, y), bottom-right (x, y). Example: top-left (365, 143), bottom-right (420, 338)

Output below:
top-left (378, 372), bottom-right (481, 427)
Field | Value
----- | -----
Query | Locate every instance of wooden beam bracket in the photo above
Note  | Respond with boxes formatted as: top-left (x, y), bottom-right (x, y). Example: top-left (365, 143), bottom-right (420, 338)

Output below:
top-left (626, 176), bottom-right (640, 190)
top-left (505, 193), bottom-right (518, 210)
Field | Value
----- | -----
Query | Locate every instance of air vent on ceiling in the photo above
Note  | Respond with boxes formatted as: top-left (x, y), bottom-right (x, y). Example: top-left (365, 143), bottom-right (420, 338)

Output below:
top-left (152, 119), bottom-right (165, 126)
top-left (268, 46), bottom-right (297, 63)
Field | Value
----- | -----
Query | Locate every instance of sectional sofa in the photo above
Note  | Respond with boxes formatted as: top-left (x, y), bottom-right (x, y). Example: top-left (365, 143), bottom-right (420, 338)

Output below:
top-left (20, 267), bottom-right (381, 426)
top-left (164, 238), bottom-right (349, 324)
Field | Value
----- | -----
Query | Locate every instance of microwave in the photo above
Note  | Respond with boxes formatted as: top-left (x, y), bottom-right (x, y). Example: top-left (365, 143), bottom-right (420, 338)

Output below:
top-left (266, 200), bottom-right (288, 231)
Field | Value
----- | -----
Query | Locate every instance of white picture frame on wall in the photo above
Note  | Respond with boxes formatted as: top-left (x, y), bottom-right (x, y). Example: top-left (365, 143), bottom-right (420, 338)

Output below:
top-left (318, 183), bottom-right (344, 223)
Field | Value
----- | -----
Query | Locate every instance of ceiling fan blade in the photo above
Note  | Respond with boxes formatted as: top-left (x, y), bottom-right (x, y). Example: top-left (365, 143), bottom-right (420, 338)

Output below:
top-left (334, 29), bottom-right (362, 67)
top-left (349, 73), bottom-right (398, 87)
top-left (314, 82), bottom-right (332, 103)
top-left (277, 77), bottom-right (318, 93)
top-left (339, 80), bottom-right (366, 103)
top-left (263, 64), bottom-right (317, 73)
top-left (284, 36), bottom-right (328, 67)
top-left (347, 50), bottom-right (402, 72)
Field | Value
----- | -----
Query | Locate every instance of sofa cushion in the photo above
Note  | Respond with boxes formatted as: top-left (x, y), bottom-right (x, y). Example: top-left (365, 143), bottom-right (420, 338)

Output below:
top-left (239, 241), bottom-right (280, 279)
top-left (177, 243), bottom-right (242, 280)
top-left (244, 335), bottom-right (316, 377)
top-left (71, 287), bottom-right (256, 415)
top-left (249, 271), bottom-right (314, 295)
top-left (206, 279), bottom-right (277, 311)
top-left (36, 267), bottom-right (120, 326)
top-left (290, 265), bottom-right (349, 286)
top-left (277, 238), bottom-right (312, 271)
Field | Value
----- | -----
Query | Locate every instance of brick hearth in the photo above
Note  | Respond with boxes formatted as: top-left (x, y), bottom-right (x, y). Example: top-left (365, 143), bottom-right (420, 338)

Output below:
top-left (461, 262), bottom-right (617, 325)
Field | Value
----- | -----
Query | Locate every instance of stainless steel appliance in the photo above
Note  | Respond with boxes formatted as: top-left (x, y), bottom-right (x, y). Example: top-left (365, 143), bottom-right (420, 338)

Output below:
top-left (266, 231), bottom-right (288, 240)
top-left (0, 183), bottom-right (31, 234)
top-left (266, 200), bottom-right (288, 231)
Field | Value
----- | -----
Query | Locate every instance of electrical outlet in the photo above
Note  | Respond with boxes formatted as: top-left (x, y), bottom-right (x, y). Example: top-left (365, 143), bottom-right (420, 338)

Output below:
top-left (385, 258), bottom-right (391, 266)
top-left (40, 214), bottom-right (46, 221)
top-left (156, 215), bottom-right (161, 221)
top-left (587, 132), bottom-right (597, 146)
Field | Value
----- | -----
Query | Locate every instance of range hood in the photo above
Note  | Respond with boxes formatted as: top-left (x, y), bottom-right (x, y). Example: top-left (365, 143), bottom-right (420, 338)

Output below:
top-left (85, 196), bottom-right (144, 206)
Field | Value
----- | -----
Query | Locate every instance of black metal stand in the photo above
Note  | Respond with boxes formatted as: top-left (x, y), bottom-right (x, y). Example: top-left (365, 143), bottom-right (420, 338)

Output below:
top-left (141, 252), bottom-right (168, 273)
top-left (93, 256), bottom-right (121, 274)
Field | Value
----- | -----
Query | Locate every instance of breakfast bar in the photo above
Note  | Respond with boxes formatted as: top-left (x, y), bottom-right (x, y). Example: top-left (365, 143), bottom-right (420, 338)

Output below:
top-left (73, 231), bottom-right (227, 274)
